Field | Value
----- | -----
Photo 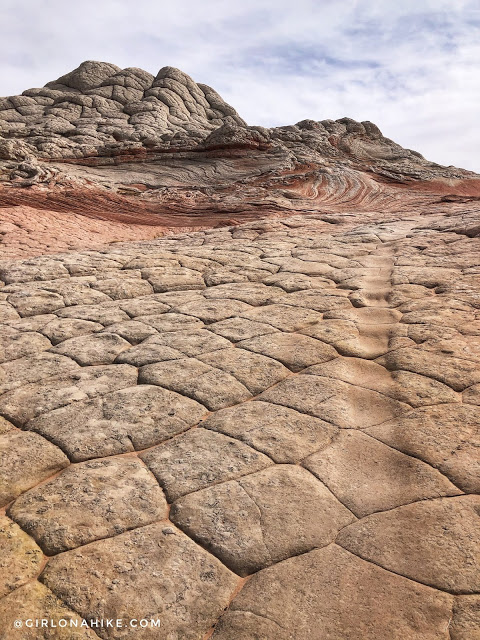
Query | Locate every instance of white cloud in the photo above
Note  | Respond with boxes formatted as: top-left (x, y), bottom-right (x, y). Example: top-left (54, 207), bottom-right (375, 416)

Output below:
top-left (1, 0), bottom-right (479, 171)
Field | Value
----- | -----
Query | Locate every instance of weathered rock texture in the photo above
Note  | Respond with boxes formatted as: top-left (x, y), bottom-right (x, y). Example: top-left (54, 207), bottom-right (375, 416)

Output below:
top-left (0, 204), bottom-right (479, 638)
top-left (1, 61), bottom-right (480, 259)
top-left (0, 62), bottom-right (479, 639)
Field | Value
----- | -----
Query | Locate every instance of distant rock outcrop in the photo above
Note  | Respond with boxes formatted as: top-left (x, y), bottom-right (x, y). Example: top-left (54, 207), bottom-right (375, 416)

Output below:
top-left (0, 61), bottom-right (479, 258)
top-left (0, 61), bottom-right (245, 160)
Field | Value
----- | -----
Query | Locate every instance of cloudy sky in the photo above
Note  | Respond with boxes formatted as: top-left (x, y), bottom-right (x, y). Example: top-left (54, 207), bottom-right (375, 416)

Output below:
top-left (2, 0), bottom-right (479, 171)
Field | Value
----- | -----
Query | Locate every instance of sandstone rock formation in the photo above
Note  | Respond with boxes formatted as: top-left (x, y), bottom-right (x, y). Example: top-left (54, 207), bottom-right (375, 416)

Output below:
top-left (1, 61), bottom-right (479, 259)
top-left (0, 207), bottom-right (479, 638)
top-left (0, 62), bottom-right (479, 639)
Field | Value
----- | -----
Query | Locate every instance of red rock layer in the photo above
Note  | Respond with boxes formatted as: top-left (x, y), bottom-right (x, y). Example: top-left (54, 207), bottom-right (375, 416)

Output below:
top-left (1, 161), bottom-right (480, 260)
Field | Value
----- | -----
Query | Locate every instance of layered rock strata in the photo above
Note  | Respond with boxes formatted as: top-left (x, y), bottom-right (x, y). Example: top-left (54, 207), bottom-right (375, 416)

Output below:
top-left (1, 61), bottom-right (479, 259)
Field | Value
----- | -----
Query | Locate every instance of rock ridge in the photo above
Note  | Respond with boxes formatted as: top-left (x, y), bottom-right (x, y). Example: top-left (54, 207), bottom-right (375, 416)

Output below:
top-left (1, 60), bottom-right (480, 259)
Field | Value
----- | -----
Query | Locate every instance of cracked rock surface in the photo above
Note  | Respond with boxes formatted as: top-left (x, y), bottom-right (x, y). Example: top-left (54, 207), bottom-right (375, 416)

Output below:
top-left (0, 208), bottom-right (479, 639)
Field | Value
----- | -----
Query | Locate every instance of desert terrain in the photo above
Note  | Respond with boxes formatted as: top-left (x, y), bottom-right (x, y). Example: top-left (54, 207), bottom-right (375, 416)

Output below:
top-left (0, 62), bottom-right (478, 639)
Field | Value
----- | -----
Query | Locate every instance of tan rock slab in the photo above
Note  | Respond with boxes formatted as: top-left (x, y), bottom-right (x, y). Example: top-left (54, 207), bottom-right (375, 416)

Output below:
top-left (171, 465), bottom-right (354, 575)
top-left (137, 311), bottom-right (203, 332)
top-left (203, 400), bottom-right (337, 463)
top-left (7, 313), bottom-right (58, 333)
top-left (53, 284), bottom-right (112, 307)
top-left (343, 326), bottom-right (394, 359)
top-left (211, 610), bottom-right (286, 638)
top-left (51, 333), bottom-right (131, 365)
top-left (304, 430), bottom-right (461, 517)
top-left (240, 303), bottom-right (323, 331)
top-left (203, 282), bottom-right (284, 305)
top-left (2, 278), bottom-right (104, 300)
top-left (140, 358), bottom-right (251, 410)
top-left (116, 328), bottom-right (230, 366)
top-left (9, 458), bottom-right (167, 554)
top-left (142, 266), bottom-right (205, 292)
top-left (7, 290), bottom-right (65, 317)
top-left (0, 352), bottom-right (80, 395)
top-left (124, 255), bottom-right (179, 269)
top-left (299, 318), bottom-right (359, 344)
top-left (198, 347), bottom-right (289, 394)
top-left (263, 271), bottom-right (318, 291)
top-left (464, 383), bottom-right (480, 404)
top-left (451, 595), bottom-right (480, 640)
top-left (100, 320), bottom-right (157, 344)
top-left (367, 404), bottom-right (480, 493)
top-left (377, 347), bottom-right (480, 391)
top-left (388, 283), bottom-right (444, 306)
top-left (260, 374), bottom-right (408, 428)
top-left (29, 384), bottom-right (206, 461)
top-left (115, 342), bottom-right (184, 366)
top-left (94, 269), bottom-right (156, 281)
top-left (306, 356), bottom-right (459, 407)
top-left (0, 430), bottom-right (69, 506)
top-left (0, 364), bottom-right (137, 426)
top-left (0, 301), bottom-right (20, 322)
top-left (0, 328), bottom-right (51, 363)
top-left (41, 317), bottom-right (103, 345)
top-left (4, 380), bottom-right (80, 427)
top-left (275, 289), bottom-right (353, 312)
top-left (0, 262), bottom-right (69, 285)
top-left (419, 335), bottom-right (480, 363)
top-left (337, 496), bottom-right (480, 594)
top-left (0, 581), bottom-right (101, 639)
top-left (148, 328), bottom-right (232, 356)
top-left (349, 287), bottom-right (391, 308)
top-left (207, 316), bottom-right (280, 342)
top-left (204, 269), bottom-right (248, 286)
top-left (238, 333), bottom-right (337, 371)
top-left (41, 523), bottom-right (238, 640)
top-left (324, 306), bottom-right (402, 324)
top-left (173, 298), bottom-right (253, 323)
top-left (153, 291), bottom-right (205, 306)
top-left (401, 309), bottom-right (476, 329)
top-left (0, 416), bottom-right (13, 434)
top-left (90, 276), bottom-right (153, 299)
top-left (393, 266), bottom-right (459, 288)
top-left (212, 544), bottom-right (453, 640)
top-left (56, 303), bottom-right (130, 325)
top-left (406, 322), bottom-right (458, 343)
top-left (0, 516), bottom-right (43, 598)
top-left (14, 282), bottom-right (110, 307)
top-left (264, 258), bottom-right (334, 276)
top-left (141, 428), bottom-right (273, 501)
top-left (116, 294), bottom-right (170, 317)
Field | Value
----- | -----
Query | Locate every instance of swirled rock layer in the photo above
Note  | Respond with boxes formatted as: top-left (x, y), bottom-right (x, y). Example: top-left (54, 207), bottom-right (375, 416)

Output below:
top-left (1, 61), bottom-right (479, 259)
